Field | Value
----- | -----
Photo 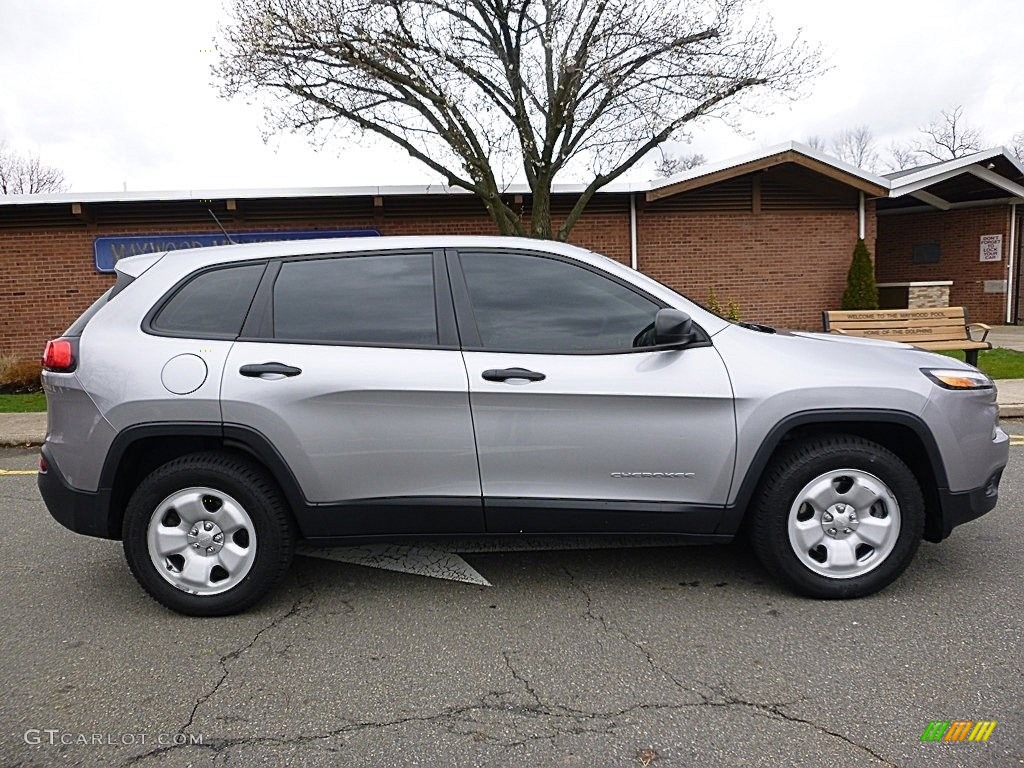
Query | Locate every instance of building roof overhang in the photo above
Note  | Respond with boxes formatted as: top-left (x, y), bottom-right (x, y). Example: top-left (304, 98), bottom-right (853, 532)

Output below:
top-left (2, 143), bottom-right (1021, 214)
top-left (882, 147), bottom-right (1024, 212)
top-left (0, 142), bottom-right (893, 211)
top-left (643, 142), bottom-right (890, 201)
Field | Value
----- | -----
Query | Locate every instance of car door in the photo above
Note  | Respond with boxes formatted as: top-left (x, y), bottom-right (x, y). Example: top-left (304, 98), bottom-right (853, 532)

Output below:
top-left (450, 248), bottom-right (736, 535)
top-left (220, 249), bottom-right (483, 536)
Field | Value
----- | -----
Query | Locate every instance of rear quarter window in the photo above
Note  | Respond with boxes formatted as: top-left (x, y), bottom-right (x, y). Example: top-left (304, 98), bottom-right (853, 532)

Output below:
top-left (149, 262), bottom-right (266, 338)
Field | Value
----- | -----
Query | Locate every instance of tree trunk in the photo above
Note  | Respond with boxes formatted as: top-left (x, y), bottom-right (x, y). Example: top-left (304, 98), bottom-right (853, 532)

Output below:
top-left (480, 190), bottom-right (527, 236)
top-left (530, 180), bottom-right (553, 239)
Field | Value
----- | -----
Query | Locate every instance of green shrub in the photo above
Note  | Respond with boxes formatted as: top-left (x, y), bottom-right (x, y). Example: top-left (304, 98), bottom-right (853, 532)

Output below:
top-left (707, 286), bottom-right (742, 322)
top-left (707, 286), bottom-right (723, 315)
top-left (841, 238), bottom-right (879, 310)
top-left (726, 300), bottom-right (741, 322)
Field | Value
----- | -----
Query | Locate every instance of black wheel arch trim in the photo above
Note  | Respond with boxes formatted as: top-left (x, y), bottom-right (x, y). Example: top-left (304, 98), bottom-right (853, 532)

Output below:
top-left (716, 408), bottom-right (950, 537)
top-left (99, 421), bottom-right (224, 489)
top-left (99, 421), bottom-right (308, 506)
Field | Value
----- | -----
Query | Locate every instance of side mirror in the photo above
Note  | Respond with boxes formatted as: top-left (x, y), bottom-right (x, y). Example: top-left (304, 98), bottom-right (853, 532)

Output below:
top-left (654, 309), bottom-right (695, 347)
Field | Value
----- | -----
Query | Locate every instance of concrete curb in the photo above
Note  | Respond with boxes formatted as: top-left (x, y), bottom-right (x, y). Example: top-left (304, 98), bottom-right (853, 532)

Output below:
top-left (0, 413), bottom-right (47, 448)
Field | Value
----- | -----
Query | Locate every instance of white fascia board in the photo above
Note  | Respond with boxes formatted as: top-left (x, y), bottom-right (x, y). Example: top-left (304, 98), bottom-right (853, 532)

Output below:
top-left (645, 140), bottom-right (891, 195)
top-left (890, 161), bottom-right (1024, 200)
top-left (645, 142), bottom-right (797, 189)
top-left (0, 180), bottom-right (644, 208)
top-left (889, 165), bottom-right (981, 197)
top-left (0, 188), bottom-right (198, 206)
top-left (993, 145), bottom-right (1024, 177)
top-left (965, 166), bottom-right (1024, 198)
top-left (888, 147), bottom-right (1019, 194)
top-left (786, 141), bottom-right (892, 188)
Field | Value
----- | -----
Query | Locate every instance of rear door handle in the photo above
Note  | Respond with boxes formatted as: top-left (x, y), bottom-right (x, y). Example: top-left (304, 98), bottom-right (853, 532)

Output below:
top-left (239, 362), bottom-right (302, 377)
top-left (481, 367), bottom-right (546, 382)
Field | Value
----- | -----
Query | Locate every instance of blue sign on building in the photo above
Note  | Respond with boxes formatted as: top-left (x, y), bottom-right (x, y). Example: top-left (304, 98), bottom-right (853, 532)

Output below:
top-left (93, 229), bottom-right (380, 273)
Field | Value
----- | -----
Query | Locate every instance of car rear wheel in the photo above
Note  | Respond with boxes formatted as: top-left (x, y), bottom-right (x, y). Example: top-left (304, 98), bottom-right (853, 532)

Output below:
top-left (123, 452), bottom-right (295, 616)
top-left (749, 435), bottom-right (924, 599)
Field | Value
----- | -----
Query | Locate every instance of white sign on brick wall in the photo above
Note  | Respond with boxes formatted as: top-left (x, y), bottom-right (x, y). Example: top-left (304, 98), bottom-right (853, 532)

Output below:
top-left (979, 234), bottom-right (1003, 262)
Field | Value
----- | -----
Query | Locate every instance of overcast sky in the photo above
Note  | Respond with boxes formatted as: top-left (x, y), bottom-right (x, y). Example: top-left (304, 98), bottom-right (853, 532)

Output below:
top-left (1, 0), bottom-right (1022, 193)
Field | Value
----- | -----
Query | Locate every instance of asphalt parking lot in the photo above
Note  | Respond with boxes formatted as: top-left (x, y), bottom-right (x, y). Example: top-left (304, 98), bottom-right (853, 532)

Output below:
top-left (2, 428), bottom-right (1022, 768)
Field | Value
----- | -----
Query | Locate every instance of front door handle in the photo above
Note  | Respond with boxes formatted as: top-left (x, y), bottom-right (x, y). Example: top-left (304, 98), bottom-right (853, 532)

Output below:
top-left (482, 367), bottom-right (546, 382)
top-left (239, 362), bottom-right (302, 377)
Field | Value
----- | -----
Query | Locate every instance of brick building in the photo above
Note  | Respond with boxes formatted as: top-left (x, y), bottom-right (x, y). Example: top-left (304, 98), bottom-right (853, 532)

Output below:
top-left (0, 142), bottom-right (1020, 362)
top-left (875, 148), bottom-right (1024, 325)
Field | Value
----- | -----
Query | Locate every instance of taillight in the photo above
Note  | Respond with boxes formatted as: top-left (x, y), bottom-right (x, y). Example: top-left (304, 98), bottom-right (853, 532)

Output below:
top-left (42, 338), bottom-right (75, 372)
top-left (38, 454), bottom-right (48, 474)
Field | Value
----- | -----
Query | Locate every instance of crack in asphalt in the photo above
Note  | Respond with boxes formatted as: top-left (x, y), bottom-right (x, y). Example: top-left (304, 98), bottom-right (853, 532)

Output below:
top-left (562, 566), bottom-right (903, 768)
top-left (183, 594), bottom-right (308, 734)
top-left (501, 650), bottom-right (543, 708)
top-left (123, 695), bottom-right (721, 764)
top-left (719, 696), bottom-right (903, 768)
top-left (563, 565), bottom-right (710, 702)
top-left (120, 685), bottom-right (903, 766)
top-left (121, 586), bottom-right (312, 768)
top-left (119, 569), bottom-right (902, 767)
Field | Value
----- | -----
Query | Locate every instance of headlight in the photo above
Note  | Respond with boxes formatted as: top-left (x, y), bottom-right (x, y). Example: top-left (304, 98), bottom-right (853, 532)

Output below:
top-left (921, 368), bottom-right (994, 390)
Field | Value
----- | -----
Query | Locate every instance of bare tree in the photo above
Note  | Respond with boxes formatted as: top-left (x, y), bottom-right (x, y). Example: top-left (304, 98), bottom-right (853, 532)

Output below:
top-left (0, 141), bottom-right (66, 195)
top-left (804, 135), bottom-right (827, 151)
top-left (912, 105), bottom-right (983, 161)
top-left (1012, 131), bottom-right (1024, 162)
top-left (653, 150), bottom-right (706, 177)
top-left (215, 0), bottom-right (820, 239)
top-left (885, 141), bottom-right (918, 172)
top-left (830, 125), bottom-right (878, 171)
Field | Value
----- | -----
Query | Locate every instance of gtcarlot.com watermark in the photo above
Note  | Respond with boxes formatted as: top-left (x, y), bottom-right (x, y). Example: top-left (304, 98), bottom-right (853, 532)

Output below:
top-left (24, 729), bottom-right (203, 747)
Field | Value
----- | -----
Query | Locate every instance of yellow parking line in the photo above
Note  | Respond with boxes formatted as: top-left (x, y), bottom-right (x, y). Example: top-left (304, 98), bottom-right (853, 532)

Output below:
top-left (0, 470), bottom-right (36, 475)
top-left (1011, 436), bottom-right (1024, 447)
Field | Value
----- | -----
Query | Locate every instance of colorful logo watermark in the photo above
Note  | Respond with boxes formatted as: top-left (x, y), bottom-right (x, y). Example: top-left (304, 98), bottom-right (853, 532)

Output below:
top-left (920, 721), bottom-right (997, 742)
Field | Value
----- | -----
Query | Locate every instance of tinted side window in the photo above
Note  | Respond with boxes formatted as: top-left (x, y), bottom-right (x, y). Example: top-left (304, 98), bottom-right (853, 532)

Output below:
top-left (151, 263), bottom-right (265, 337)
top-left (459, 252), bottom-right (659, 352)
top-left (273, 253), bottom-right (437, 345)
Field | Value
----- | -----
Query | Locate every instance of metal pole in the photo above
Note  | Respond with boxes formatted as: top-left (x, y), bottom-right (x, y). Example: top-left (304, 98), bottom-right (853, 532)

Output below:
top-left (858, 192), bottom-right (865, 240)
top-left (1008, 202), bottom-right (1017, 324)
top-left (629, 193), bottom-right (638, 270)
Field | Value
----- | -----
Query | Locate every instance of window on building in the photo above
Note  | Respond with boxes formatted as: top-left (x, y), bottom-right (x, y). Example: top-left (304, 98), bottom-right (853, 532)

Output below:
top-left (912, 244), bottom-right (941, 264)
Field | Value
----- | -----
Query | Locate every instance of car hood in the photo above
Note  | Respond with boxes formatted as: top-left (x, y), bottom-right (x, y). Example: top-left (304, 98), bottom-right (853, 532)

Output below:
top-left (762, 328), bottom-right (975, 372)
top-left (788, 330), bottom-right (910, 350)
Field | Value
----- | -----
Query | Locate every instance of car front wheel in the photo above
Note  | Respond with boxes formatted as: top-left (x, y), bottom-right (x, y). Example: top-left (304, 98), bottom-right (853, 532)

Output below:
top-left (750, 435), bottom-right (925, 599)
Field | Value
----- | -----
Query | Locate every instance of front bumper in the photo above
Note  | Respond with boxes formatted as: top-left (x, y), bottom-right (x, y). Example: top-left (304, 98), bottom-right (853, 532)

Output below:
top-left (929, 467), bottom-right (1004, 542)
top-left (38, 444), bottom-right (116, 539)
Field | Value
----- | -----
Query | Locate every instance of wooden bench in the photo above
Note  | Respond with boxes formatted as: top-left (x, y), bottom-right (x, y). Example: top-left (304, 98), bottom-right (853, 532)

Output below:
top-left (822, 307), bottom-right (992, 366)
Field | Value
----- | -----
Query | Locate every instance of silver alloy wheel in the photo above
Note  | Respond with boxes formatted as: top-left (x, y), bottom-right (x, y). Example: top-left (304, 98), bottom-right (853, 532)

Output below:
top-left (787, 469), bottom-right (901, 579)
top-left (146, 487), bottom-right (257, 596)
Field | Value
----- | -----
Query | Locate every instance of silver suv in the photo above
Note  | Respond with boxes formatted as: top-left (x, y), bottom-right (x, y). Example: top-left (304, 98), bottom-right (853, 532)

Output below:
top-left (38, 236), bottom-right (1008, 615)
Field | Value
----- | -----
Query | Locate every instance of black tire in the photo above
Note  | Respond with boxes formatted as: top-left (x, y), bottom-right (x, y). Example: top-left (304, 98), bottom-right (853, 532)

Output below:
top-left (122, 451), bottom-right (296, 616)
top-left (749, 435), bottom-right (924, 599)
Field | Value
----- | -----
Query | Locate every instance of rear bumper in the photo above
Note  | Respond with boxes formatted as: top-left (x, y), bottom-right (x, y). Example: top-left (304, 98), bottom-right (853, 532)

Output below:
top-left (930, 467), bottom-right (1003, 542)
top-left (38, 445), bottom-right (116, 539)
